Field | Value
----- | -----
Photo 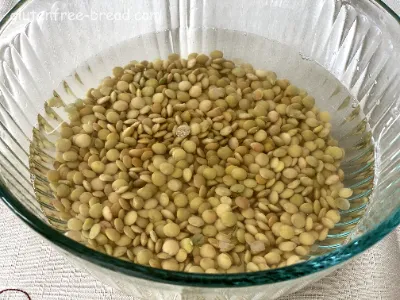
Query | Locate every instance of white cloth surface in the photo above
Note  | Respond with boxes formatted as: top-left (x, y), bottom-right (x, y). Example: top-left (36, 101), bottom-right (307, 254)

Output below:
top-left (1, 0), bottom-right (400, 299)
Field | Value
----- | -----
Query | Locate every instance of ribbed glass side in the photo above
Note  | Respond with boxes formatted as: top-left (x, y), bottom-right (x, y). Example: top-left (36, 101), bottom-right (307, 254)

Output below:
top-left (0, 0), bottom-right (399, 299)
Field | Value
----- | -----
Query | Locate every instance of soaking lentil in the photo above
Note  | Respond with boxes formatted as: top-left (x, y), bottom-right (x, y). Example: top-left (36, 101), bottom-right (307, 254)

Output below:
top-left (47, 50), bottom-right (353, 274)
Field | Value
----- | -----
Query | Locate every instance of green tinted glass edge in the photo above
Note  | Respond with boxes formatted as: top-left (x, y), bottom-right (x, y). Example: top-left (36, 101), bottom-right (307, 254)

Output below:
top-left (1, 183), bottom-right (399, 287)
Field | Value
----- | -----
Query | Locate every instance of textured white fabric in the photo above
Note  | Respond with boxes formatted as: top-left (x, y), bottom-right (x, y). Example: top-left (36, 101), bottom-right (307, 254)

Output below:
top-left (0, 1), bottom-right (400, 299)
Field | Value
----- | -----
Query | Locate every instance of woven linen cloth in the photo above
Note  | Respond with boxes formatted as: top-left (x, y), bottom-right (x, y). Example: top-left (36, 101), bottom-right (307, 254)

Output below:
top-left (0, 0), bottom-right (400, 299)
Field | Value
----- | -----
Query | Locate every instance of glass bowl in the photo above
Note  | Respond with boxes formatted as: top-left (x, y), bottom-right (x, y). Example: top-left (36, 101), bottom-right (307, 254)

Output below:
top-left (0, 0), bottom-right (399, 299)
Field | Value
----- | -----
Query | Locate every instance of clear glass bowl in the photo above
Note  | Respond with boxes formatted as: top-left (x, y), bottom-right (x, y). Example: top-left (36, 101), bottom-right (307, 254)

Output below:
top-left (0, 0), bottom-right (399, 299)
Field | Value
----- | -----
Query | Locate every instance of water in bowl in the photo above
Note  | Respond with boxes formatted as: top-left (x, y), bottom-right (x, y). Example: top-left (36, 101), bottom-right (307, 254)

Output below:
top-left (29, 28), bottom-right (374, 258)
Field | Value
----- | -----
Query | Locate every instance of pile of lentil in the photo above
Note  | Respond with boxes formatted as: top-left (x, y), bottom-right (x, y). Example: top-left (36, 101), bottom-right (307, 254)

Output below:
top-left (47, 50), bottom-right (353, 273)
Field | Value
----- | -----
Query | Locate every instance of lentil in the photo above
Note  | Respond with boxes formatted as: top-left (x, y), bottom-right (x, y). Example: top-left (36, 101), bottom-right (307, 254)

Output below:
top-left (48, 50), bottom-right (352, 274)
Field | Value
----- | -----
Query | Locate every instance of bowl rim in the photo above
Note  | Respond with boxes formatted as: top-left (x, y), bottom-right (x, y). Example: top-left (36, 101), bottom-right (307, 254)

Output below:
top-left (0, 0), bottom-right (399, 288)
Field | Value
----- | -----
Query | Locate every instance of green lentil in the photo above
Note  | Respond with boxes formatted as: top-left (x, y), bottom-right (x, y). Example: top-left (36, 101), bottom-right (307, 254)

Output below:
top-left (47, 50), bottom-right (351, 274)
